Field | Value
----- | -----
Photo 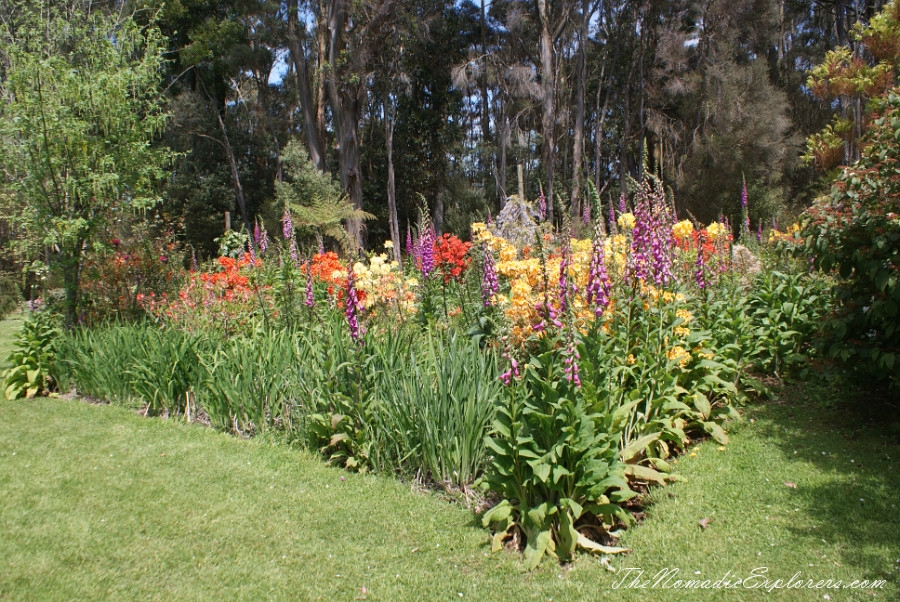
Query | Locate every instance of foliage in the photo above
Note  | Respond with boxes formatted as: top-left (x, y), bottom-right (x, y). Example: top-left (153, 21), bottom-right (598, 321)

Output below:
top-left (802, 89), bottom-right (900, 387)
top-left (276, 140), bottom-right (373, 253)
top-left (482, 345), bottom-right (635, 569)
top-left (0, 273), bottom-right (22, 320)
top-left (0, 6), bottom-right (174, 325)
top-left (79, 225), bottom-right (185, 324)
top-left (797, 1), bottom-right (900, 388)
top-left (2, 312), bottom-right (60, 399)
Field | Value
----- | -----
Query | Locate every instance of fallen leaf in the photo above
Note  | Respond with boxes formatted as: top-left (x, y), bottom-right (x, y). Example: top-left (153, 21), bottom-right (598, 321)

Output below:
top-left (698, 518), bottom-right (711, 530)
top-left (785, 481), bottom-right (797, 489)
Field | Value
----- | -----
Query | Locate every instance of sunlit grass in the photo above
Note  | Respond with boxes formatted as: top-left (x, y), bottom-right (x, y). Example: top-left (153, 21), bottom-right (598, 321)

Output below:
top-left (0, 312), bottom-right (23, 370)
top-left (0, 315), bottom-right (897, 600)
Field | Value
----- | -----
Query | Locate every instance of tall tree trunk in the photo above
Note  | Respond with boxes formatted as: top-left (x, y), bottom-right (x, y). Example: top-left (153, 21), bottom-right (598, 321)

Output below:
top-left (537, 0), bottom-right (556, 224)
top-left (385, 106), bottom-right (400, 264)
top-left (287, 1), bottom-right (325, 171)
top-left (480, 0), bottom-right (491, 188)
top-left (517, 125), bottom-right (526, 201)
top-left (317, 0), bottom-right (328, 142)
top-left (327, 0), bottom-right (363, 250)
top-left (215, 109), bottom-right (252, 234)
top-left (570, 0), bottom-right (589, 218)
top-left (594, 61), bottom-right (609, 194)
top-left (499, 108), bottom-right (509, 205)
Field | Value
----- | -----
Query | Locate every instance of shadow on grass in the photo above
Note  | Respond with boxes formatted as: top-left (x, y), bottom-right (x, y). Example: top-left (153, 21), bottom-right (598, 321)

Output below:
top-left (750, 376), bottom-right (899, 587)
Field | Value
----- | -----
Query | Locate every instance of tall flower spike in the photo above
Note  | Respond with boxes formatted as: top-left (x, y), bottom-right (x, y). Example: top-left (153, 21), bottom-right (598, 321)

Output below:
top-left (305, 262), bottom-right (315, 308)
top-left (586, 237), bottom-right (611, 316)
top-left (740, 179), bottom-right (750, 234)
top-left (420, 223), bottom-right (435, 277)
top-left (558, 238), bottom-right (572, 312)
top-left (563, 330), bottom-right (581, 387)
top-left (345, 264), bottom-right (364, 342)
top-left (481, 244), bottom-right (499, 307)
top-left (756, 222), bottom-right (762, 243)
top-left (282, 208), bottom-right (294, 240)
top-left (582, 202), bottom-right (590, 224)
top-left (498, 340), bottom-right (520, 386)
top-left (405, 224), bottom-right (413, 257)
top-left (258, 222), bottom-right (269, 253)
top-left (537, 189), bottom-right (547, 220)
top-left (695, 234), bottom-right (707, 290)
top-left (253, 220), bottom-right (261, 245)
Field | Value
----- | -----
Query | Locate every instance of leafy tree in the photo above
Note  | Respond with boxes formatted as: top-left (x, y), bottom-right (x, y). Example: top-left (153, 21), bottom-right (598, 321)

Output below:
top-left (0, 5), bottom-right (173, 326)
top-left (802, 0), bottom-right (900, 388)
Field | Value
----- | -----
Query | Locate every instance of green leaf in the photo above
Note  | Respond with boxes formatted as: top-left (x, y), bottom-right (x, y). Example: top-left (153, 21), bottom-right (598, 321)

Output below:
top-left (482, 500), bottom-right (513, 528)
top-left (703, 422), bottom-right (729, 445)
top-left (624, 464), bottom-right (667, 485)
top-left (576, 533), bottom-right (630, 556)
top-left (620, 433), bottom-right (660, 463)
top-left (530, 460), bottom-right (551, 483)
top-left (692, 392), bottom-right (711, 419)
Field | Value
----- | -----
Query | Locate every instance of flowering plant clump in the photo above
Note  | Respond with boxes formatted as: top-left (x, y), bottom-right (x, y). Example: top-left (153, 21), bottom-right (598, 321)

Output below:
top-left (80, 228), bottom-right (183, 323)
top-left (434, 233), bottom-right (472, 282)
top-left (141, 252), bottom-right (266, 334)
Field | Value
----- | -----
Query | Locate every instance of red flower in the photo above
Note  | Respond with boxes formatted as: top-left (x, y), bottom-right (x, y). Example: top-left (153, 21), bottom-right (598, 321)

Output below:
top-left (433, 234), bottom-right (472, 283)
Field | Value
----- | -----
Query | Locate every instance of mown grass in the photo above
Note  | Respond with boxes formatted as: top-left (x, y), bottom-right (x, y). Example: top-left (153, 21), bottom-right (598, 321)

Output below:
top-left (0, 318), bottom-right (897, 601)
top-left (0, 311), bottom-right (23, 370)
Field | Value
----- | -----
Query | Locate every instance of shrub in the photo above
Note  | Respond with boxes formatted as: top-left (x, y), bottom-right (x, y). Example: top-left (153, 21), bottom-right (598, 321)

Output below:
top-left (803, 90), bottom-right (900, 387)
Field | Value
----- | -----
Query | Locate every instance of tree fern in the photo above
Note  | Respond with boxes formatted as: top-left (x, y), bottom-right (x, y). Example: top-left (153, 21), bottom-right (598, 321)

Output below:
top-left (275, 140), bottom-right (373, 253)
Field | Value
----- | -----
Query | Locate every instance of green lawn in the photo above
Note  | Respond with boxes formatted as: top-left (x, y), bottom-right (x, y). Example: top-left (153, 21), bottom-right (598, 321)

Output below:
top-left (0, 318), bottom-right (897, 601)
top-left (0, 312), bottom-right (23, 370)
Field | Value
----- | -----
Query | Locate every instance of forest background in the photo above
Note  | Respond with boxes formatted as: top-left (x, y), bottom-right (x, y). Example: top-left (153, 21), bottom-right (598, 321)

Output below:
top-left (0, 0), bottom-right (880, 289)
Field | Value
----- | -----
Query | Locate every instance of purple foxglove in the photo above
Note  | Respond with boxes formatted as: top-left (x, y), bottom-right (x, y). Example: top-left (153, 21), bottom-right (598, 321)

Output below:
top-left (282, 208), bottom-right (294, 240)
top-left (481, 246), bottom-right (499, 307)
top-left (345, 264), bottom-right (364, 342)
top-left (586, 237), bottom-right (611, 316)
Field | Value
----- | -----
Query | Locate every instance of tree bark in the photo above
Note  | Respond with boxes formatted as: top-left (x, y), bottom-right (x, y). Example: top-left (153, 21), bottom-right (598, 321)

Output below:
top-left (325, 0), bottom-right (395, 251)
top-left (537, 0), bottom-right (556, 224)
top-left (385, 105), bottom-right (401, 264)
top-left (215, 108), bottom-right (252, 234)
top-left (517, 125), bottom-right (526, 201)
top-left (287, 1), bottom-right (325, 171)
top-left (570, 0), bottom-right (589, 218)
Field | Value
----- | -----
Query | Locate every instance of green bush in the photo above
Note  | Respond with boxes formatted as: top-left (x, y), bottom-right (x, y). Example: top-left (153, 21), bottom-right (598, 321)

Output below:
top-left (802, 92), bottom-right (900, 388)
top-left (0, 273), bottom-right (22, 320)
